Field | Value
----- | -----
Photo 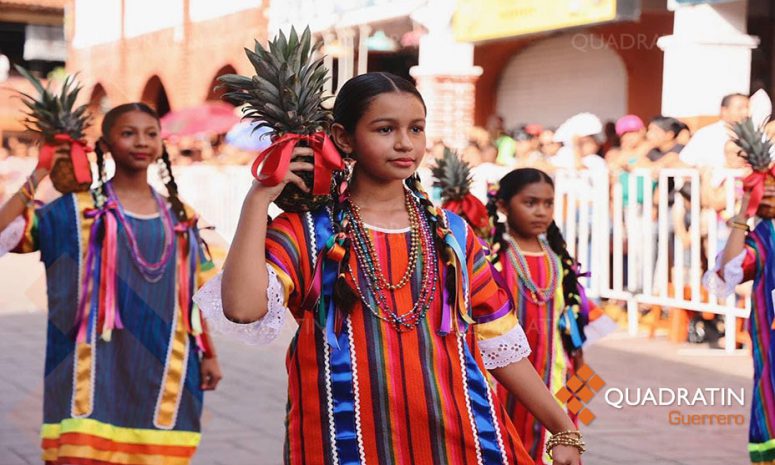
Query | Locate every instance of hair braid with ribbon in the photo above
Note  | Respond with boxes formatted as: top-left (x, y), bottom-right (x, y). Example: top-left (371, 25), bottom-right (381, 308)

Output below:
top-left (94, 142), bottom-right (108, 202)
top-left (330, 166), bottom-right (358, 314)
top-left (158, 145), bottom-right (188, 223)
top-left (485, 182), bottom-right (507, 268)
top-left (405, 173), bottom-right (463, 330)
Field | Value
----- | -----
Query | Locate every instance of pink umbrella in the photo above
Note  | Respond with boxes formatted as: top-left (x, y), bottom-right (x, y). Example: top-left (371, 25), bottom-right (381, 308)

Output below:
top-left (160, 101), bottom-right (240, 138)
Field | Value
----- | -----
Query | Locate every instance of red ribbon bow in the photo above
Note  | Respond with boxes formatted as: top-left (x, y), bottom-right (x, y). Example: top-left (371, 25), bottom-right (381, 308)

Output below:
top-left (251, 131), bottom-right (343, 196)
top-left (38, 134), bottom-right (93, 185)
top-left (743, 167), bottom-right (775, 217)
top-left (443, 194), bottom-right (490, 231)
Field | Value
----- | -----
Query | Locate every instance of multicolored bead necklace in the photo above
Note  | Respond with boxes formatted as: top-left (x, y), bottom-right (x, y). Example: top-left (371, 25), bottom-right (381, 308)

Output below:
top-left (346, 189), bottom-right (438, 331)
top-left (106, 182), bottom-right (175, 282)
top-left (504, 234), bottom-right (560, 304)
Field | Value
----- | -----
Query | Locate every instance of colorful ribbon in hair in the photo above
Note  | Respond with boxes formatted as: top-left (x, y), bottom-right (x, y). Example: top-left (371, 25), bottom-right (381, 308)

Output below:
top-left (175, 217), bottom-right (211, 356)
top-left (38, 133), bottom-right (93, 184)
top-left (743, 167), bottom-right (775, 217)
top-left (77, 200), bottom-right (122, 343)
top-left (251, 131), bottom-right (343, 195)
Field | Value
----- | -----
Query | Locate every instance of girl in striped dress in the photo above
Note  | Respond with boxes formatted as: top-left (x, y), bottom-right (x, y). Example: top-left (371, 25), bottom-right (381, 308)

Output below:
top-left (704, 185), bottom-right (775, 464)
top-left (0, 103), bottom-right (222, 464)
top-left (195, 72), bottom-right (584, 465)
top-left (487, 168), bottom-right (588, 465)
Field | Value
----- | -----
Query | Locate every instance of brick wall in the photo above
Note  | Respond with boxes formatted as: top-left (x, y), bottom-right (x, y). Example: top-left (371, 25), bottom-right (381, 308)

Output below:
top-left (66, 1), bottom-right (269, 118)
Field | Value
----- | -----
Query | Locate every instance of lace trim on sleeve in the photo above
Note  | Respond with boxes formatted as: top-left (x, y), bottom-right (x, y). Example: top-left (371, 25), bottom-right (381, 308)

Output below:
top-left (193, 265), bottom-right (288, 345)
top-left (0, 215), bottom-right (25, 256)
top-left (478, 323), bottom-right (532, 370)
top-left (702, 250), bottom-right (747, 299)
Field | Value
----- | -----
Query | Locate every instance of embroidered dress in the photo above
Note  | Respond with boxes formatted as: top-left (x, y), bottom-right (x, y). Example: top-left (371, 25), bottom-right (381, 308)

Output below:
top-left (196, 206), bottom-right (535, 465)
top-left (496, 239), bottom-right (569, 465)
top-left (1, 189), bottom-right (215, 465)
top-left (704, 220), bottom-right (775, 465)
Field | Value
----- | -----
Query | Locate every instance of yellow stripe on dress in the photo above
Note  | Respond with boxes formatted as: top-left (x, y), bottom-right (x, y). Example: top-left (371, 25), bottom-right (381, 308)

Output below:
top-left (41, 418), bottom-right (201, 446)
top-left (475, 312), bottom-right (519, 342)
top-left (154, 290), bottom-right (190, 429)
top-left (72, 191), bottom-right (97, 418)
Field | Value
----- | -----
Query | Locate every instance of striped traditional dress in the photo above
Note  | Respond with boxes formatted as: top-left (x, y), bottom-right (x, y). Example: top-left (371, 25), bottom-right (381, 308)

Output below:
top-left (737, 220), bottom-right (775, 464)
top-left (3, 190), bottom-right (215, 465)
top-left (263, 208), bottom-right (535, 465)
top-left (496, 242), bottom-right (569, 465)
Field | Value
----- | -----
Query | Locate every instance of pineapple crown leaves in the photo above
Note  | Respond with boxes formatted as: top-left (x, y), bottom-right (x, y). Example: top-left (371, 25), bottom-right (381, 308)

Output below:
top-left (217, 26), bottom-right (332, 135)
top-left (431, 147), bottom-right (474, 202)
top-left (730, 117), bottom-right (775, 172)
top-left (14, 65), bottom-right (91, 141)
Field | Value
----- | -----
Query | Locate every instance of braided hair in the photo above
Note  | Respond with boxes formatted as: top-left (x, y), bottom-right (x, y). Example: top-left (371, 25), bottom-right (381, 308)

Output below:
top-left (329, 72), bottom-right (459, 315)
top-left (486, 168), bottom-right (581, 308)
top-left (99, 103), bottom-right (188, 222)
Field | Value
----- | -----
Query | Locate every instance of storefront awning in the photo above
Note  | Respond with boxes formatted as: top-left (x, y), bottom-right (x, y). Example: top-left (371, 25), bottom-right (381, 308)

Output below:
top-left (453, 0), bottom-right (640, 43)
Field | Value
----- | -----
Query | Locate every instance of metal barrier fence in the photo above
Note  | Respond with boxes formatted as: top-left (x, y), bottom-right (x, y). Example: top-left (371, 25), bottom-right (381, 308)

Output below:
top-left (163, 164), bottom-right (750, 353)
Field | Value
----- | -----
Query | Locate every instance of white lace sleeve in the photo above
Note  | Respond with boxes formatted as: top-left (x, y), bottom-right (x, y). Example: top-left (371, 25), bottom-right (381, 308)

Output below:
top-left (0, 215), bottom-right (25, 256)
top-left (702, 250), bottom-right (747, 299)
top-left (193, 265), bottom-right (288, 345)
top-left (478, 323), bottom-right (532, 370)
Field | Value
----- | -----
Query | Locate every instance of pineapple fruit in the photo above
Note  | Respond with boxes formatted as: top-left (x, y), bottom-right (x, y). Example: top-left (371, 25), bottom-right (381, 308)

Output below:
top-left (432, 147), bottom-right (474, 203)
top-left (16, 65), bottom-right (92, 193)
top-left (431, 147), bottom-right (490, 236)
top-left (730, 118), bottom-right (775, 218)
top-left (218, 26), bottom-right (334, 212)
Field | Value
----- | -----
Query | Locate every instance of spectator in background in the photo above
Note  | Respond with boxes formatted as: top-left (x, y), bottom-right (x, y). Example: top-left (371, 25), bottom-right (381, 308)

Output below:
top-left (675, 121), bottom-right (692, 146)
top-left (679, 93), bottom-right (749, 169)
top-left (601, 120), bottom-right (620, 155)
top-left (551, 112), bottom-right (607, 171)
top-left (646, 116), bottom-right (685, 169)
top-left (606, 115), bottom-right (650, 173)
top-left (487, 114), bottom-right (517, 165)
top-left (512, 128), bottom-right (543, 167)
top-left (538, 127), bottom-right (562, 158)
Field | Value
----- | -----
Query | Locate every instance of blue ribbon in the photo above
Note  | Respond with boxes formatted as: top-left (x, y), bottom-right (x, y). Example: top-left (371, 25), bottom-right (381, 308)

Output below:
top-left (461, 339), bottom-right (507, 463)
top-left (559, 307), bottom-right (584, 351)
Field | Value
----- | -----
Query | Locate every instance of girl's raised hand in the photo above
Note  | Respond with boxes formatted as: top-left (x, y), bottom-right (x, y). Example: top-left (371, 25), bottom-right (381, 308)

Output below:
top-left (550, 444), bottom-right (581, 465)
top-left (247, 146), bottom-right (314, 205)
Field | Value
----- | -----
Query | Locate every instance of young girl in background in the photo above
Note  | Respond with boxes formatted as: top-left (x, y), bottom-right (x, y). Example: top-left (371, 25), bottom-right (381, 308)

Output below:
top-left (487, 168), bottom-right (588, 465)
top-left (197, 72), bottom-right (585, 465)
top-left (0, 103), bottom-right (221, 465)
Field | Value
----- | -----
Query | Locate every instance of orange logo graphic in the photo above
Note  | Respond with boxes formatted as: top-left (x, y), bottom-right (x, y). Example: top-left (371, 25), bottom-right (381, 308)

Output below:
top-left (555, 364), bottom-right (606, 425)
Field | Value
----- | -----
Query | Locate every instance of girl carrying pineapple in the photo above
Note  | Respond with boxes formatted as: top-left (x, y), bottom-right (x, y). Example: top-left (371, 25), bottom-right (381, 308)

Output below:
top-left (704, 91), bottom-right (775, 465)
top-left (196, 27), bottom-right (585, 465)
top-left (0, 69), bottom-right (221, 465)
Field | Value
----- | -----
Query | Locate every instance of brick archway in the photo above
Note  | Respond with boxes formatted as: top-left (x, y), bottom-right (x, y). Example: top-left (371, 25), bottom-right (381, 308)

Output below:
top-left (141, 75), bottom-right (171, 116)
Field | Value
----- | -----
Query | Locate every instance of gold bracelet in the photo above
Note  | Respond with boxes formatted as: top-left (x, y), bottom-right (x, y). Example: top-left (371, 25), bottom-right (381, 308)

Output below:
top-left (546, 430), bottom-right (586, 459)
top-left (727, 219), bottom-right (750, 232)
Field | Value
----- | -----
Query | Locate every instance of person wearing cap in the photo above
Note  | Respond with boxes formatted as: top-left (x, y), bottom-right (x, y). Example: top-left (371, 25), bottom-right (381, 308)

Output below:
top-left (606, 114), bottom-right (651, 205)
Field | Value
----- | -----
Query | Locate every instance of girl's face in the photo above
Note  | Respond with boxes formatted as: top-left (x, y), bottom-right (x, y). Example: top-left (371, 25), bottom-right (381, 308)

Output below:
top-left (103, 110), bottom-right (162, 172)
top-left (334, 92), bottom-right (426, 183)
top-left (501, 181), bottom-right (555, 238)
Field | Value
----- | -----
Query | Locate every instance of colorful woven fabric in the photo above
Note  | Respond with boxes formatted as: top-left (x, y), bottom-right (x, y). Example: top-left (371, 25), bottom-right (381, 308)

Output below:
top-left (265, 207), bottom-right (535, 465)
top-left (10, 190), bottom-right (215, 465)
top-left (742, 220), bottom-right (775, 465)
top-left (496, 243), bottom-right (570, 465)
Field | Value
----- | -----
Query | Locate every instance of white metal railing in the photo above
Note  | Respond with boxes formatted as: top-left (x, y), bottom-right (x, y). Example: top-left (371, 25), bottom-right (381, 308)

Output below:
top-left (117, 163), bottom-right (756, 353)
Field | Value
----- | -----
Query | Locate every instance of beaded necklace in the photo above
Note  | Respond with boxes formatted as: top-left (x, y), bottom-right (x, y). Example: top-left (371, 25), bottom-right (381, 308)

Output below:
top-left (346, 190), bottom-right (438, 331)
top-left (106, 182), bottom-right (175, 283)
top-left (504, 234), bottom-right (560, 304)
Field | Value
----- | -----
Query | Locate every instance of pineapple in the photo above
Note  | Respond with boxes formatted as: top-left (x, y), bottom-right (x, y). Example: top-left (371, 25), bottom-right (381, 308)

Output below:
top-left (218, 26), bottom-right (334, 212)
top-left (16, 65), bottom-right (92, 193)
top-left (431, 147), bottom-right (490, 236)
top-left (730, 117), bottom-right (775, 218)
top-left (432, 147), bottom-right (474, 203)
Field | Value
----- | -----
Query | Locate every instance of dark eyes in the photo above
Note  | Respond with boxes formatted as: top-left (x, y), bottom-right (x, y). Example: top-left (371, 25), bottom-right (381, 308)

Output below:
top-left (377, 126), bottom-right (424, 134)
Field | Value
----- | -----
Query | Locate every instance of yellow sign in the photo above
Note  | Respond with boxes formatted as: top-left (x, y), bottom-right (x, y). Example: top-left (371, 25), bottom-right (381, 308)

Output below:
top-left (453, 0), bottom-right (626, 43)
